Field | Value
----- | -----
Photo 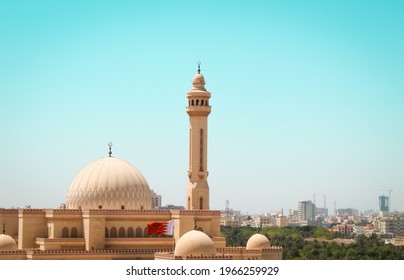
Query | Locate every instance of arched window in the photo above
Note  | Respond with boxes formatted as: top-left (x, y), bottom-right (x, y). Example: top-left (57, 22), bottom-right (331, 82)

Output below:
top-left (127, 227), bottom-right (134, 238)
top-left (110, 227), bottom-right (117, 238)
top-left (62, 227), bottom-right (69, 238)
top-left (196, 99), bottom-right (199, 106)
top-left (119, 227), bottom-right (126, 238)
top-left (144, 228), bottom-right (149, 237)
top-left (136, 227), bottom-right (143, 237)
top-left (199, 197), bottom-right (203, 210)
top-left (201, 100), bottom-right (204, 106)
top-left (71, 227), bottom-right (78, 238)
top-left (105, 228), bottom-right (109, 238)
top-left (191, 100), bottom-right (194, 106)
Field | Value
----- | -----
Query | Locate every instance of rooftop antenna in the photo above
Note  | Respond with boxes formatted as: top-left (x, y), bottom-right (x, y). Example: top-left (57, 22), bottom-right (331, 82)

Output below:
top-left (108, 142), bottom-right (113, 157)
top-left (197, 61), bottom-right (201, 74)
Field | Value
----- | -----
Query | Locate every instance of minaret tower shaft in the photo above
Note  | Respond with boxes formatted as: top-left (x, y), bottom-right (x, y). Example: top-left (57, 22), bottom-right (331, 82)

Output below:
top-left (186, 65), bottom-right (211, 210)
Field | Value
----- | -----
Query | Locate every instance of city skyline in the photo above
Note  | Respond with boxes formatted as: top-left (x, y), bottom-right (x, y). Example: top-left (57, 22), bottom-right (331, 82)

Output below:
top-left (1, 1), bottom-right (403, 214)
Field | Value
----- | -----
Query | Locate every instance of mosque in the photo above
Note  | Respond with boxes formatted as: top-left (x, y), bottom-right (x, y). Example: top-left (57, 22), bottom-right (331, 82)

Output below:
top-left (0, 67), bottom-right (282, 260)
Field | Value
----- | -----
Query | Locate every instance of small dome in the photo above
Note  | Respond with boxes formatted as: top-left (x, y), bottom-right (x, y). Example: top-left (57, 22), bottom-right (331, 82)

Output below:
top-left (246, 233), bottom-right (270, 250)
top-left (66, 157), bottom-right (152, 210)
top-left (192, 73), bottom-right (206, 90)
top-left (174, 230), bottom-right (216, 257)
top-left (0, 234), bottom-right (17, 251)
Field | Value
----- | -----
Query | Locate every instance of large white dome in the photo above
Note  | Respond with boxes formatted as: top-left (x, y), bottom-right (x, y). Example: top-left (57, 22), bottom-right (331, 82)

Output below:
top-left (0, 234), bottom-right (17, 251)
top-left (246, 233), bottom-right (271, 250)
top-left (174, 230), bottom-right (216, 257)
top-left (66, 157), bottom-right (152, 210)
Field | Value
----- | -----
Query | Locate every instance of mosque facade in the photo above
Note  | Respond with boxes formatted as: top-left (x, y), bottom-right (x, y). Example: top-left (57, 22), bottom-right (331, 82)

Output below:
top-left (0, 68), bottom-right (282, 260)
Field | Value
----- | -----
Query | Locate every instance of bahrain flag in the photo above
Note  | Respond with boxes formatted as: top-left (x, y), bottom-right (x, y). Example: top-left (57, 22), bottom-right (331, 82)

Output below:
top-left (147, 220), bottom-right (174, 235)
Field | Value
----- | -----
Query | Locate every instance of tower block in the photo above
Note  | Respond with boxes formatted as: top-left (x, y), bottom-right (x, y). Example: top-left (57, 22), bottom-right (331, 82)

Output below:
top-left (186, 66), bottom-right (211, 210)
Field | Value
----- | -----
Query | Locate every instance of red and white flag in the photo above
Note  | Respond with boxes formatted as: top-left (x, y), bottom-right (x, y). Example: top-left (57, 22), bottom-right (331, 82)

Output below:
top-left (147, 220), bottom-right (174, 236)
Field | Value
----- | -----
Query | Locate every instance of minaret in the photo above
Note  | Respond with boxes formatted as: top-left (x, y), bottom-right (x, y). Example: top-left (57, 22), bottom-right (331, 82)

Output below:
top-left (186, 64), bottom-right (211, 210)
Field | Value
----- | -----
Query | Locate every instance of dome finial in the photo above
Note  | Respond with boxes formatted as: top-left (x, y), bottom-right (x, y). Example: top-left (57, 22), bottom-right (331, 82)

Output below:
top-left (2, 220), bottom-right (6, 234)
top-left (197, 61), bottom-right (201, 74)
top-left (108, 142), bottom-right (113, 157)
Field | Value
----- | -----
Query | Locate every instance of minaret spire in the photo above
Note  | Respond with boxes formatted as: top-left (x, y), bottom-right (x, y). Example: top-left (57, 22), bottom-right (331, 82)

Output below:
top-left (185, 66), bottom-right (212, 210)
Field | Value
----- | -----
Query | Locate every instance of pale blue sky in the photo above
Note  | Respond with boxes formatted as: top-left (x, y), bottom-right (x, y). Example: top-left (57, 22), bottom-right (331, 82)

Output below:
top-left (0, 0), bottom-right (403, 214)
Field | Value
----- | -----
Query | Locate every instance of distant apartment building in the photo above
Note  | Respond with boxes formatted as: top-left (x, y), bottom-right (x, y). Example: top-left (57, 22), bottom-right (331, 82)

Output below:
top-left (220, 203), bottom-right (242, 227)
top-left (332, 222), bottom-right (354, 236)
top-left (151, 189), bottom-right (161, 209)
top-left (276, 216), bottom-right (288, 228)
top-left (392, 236), bottom-right (404, 246)
top-left (353, 225), bottom-right (365, 236)
top-left (348, 215), bottom-right (369, 224)
top-left (375, 215), bottom-right (404, 237)
top-left (220, 215), bottom-right (241, 227)
top-left (298, 200), bottom-right (315, 222)
top-left (254, 215), bottom-right (274, 228)
top-left (288, 209), bottom-right (299, 218)
top-left (158, 204), bottom-right (185, 210)
top-left (241, 219), bottom-right (255, 227)
top-left (316, 207), bottom-right (328, 217)
top-left (363, 224), bottom-right (375, 236)
top-left (337, 208), bottom-right (359, 217)
top-left (221, 207), bottom-right (241, 218)
top-left (364, 209), bottom-right (376, 216)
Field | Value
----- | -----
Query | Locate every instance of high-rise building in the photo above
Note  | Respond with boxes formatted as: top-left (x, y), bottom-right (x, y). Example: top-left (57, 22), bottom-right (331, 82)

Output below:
top-left (298, 200), bottom-right (315, 222)
top-left (379, 195), bottom-right (389, 212)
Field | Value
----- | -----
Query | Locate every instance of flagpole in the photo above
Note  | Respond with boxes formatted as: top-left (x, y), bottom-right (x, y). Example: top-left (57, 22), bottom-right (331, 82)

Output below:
top-left (172, 218), bottom-right (175, 255)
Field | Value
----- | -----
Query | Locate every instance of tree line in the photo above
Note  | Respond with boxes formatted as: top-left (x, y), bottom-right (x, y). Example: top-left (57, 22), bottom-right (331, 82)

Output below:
top-left (221, 226), bottom-right (404, 259)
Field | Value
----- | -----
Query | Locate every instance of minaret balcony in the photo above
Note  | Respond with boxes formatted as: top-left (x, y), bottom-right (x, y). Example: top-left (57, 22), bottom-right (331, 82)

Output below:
top-left (186, 106), bottom-right (211, 116)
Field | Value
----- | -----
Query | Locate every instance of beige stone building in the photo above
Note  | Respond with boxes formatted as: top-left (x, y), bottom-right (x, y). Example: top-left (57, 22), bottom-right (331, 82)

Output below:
top-left (275, 216), bottom-right (288, 228)
top-left (220, 215), bottom-right (241, 227)
top-left (151, 190), bottom-right (162, 209)
top-left (0, 68), bottom-right (282, 260)
top-left (375, 215), bottom-right (404, 237)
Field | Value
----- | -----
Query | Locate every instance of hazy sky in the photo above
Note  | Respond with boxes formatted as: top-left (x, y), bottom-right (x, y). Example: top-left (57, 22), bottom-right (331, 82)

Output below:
top-left (1, 0), bottom-right (403, 214)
